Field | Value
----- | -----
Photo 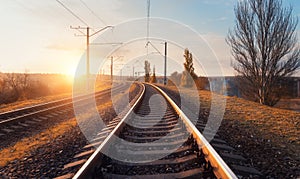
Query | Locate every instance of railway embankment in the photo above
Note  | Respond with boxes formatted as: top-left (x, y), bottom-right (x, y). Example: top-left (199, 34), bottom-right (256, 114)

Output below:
top-left (161, 85), bottom-right (299, 178)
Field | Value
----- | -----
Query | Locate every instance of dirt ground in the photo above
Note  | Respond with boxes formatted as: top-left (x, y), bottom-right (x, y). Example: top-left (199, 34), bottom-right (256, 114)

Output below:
top-left (0, 82), bottom-right (140, 178)
top-left (161, 85), bottom-right (299, 178)
top-left (275, 98), bottom-right (300, 112)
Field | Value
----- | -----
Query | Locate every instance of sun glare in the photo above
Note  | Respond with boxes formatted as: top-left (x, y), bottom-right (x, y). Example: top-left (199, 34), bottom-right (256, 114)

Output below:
top-left (64, 66), bottom-right (77, 83)
top-left (67, 66), bottom-right (76, 76)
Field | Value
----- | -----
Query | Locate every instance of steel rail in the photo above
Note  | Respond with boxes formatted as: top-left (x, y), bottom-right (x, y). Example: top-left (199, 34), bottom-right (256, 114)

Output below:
top-left (0, 83), bottom-right (125, 126)
top-left (0, 84), bottom-right (119, 119)
top-left (73, 83), bottom-right (237, 179)
top-left (73, 82), bottom-right (146, 179)
top-left (151, 84), bottom-right (237, 179)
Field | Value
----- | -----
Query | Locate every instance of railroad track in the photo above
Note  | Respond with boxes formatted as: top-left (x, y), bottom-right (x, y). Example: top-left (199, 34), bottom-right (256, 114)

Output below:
top-left (0, 83), bottom-right (128, 136)
top-left (60, 83), bottom-right (238, 179)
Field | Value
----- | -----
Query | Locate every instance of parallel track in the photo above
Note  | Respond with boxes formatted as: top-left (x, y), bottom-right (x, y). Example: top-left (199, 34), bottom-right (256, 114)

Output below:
top-left (0, 83), bottom-right (127, 134)
top-left (72, 83), bottom-right (237, 179)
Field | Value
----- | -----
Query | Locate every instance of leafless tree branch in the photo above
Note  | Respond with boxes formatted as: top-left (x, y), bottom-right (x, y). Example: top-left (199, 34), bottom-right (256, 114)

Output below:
top-left (226, 0), bottom-right (300, 106)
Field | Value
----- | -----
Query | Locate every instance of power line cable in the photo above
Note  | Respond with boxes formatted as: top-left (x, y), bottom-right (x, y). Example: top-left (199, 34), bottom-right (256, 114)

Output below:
top-left (147, 0), bottom-right (150, 41)
top-left (55, 0), bottom-right (89, 27)
top-left (148, 41), bottom-right (164, 57)
top-left (78, 0), bottom-right (111, 42)
top-left (146, 0), bottom-right (151, 59)
top-left (79, 0), bottom-right (107, 26)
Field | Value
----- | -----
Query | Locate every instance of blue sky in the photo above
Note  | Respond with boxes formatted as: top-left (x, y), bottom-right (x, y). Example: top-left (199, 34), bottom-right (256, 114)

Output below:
top-left (0, 0), bottom-right (299, 76)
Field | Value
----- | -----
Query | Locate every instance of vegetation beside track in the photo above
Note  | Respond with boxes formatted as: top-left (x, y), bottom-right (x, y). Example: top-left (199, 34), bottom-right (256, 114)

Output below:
top-left (0, 82), bottom-right (140, 178)
top-left (0, 80), bottom-right (112, 113)
top-left (160, 85), bottom-right (299, 178)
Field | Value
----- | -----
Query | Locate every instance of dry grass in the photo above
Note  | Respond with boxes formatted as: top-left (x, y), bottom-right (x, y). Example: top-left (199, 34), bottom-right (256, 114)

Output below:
top-left (0, 93), bottom-right (71, 113)
top-left (164, 86), bottom-right (299, 158)
top-left (0, 82), bottom-right (130, 167)
top-left (275, 98), bottom-right (300, 111)
top-left (0, 80), bottom-right (112, 113)
top-left (0, 100), bottom-right (115, 167)
top-left (222, 94), bottom-right (300, 155)
top-left (0, 118), bottom-right (78, 167)
top-left (94, 80), bottom-right (112, 91)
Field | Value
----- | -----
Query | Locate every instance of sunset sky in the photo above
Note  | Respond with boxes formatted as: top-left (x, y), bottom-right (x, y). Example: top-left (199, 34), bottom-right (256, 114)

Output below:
top-left (0, 0), bottom-right (299, 76)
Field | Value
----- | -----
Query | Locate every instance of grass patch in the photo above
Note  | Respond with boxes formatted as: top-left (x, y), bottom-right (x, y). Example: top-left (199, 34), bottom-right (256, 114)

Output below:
top-left (0, 118), bottom-right (78, 167)
top-left (164, 86), bottom-right (300, 159)
top-left (0, 82), bottom-right (132, 167)
top-left (0, 93), bottom-right (71, 113)
top-left (0, 80), bottom-right (113, 113)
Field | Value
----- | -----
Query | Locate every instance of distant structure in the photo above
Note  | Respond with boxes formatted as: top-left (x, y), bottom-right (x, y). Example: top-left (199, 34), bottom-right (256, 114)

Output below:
top-left (144, 60), bottom-right (151, 83)
top-left (169, 71), bottom-right (181, 86)
top-left (150, 65), bottom-right (157, 83)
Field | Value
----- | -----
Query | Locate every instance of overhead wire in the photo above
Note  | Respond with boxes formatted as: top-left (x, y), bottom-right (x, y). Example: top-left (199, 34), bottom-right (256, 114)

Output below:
top-left (146, 0), bottom-right (151, 60)
top-left (55, 0), bottom-right (90, 27)
top-left (148, 41), bottom-right (164, 57)
top-left (145, 1), bottom-right (164, 58)
top-left (79, 0), bottom-right (107, 26)
top-left (56, 0), bottom-right (112, 44)
top-left (147, 0), bottom-right (150, 43)
top-left (78, 0), bottom-right (113, 44)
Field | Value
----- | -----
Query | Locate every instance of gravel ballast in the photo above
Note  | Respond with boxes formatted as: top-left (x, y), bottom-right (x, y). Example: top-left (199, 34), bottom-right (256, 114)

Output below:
top-left (0, 83), bottom-right (141, 178)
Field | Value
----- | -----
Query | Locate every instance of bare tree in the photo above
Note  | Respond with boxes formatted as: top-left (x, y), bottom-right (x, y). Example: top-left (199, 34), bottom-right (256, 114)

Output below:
top-left (0, 72), bottom-right (7, 103)
top-left (6, 73), bottom-right (20, 99)
top-left (19, 69), bottom-right (30, 99)
top-left (227, 0), bottom-right (300, 106)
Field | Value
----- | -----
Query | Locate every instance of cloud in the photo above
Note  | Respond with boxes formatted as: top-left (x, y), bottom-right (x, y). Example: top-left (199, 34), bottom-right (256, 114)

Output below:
top-left (201, 33), bottom-right (233, 75)
top-left (201, 0), bottom-right (235, 6)
top-left (216, 16), bottom-right (228, 21)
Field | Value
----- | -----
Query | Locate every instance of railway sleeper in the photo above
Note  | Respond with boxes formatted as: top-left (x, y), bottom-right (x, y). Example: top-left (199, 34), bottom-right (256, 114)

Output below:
top-left (125, 126), bottom-right (185, 135)
top-left (125, 122), bottom-right (180, 131)
top-left (123, 132), bottom-right (189, 143)
top-left (131, 120), bottom-right (178, 127)
top-left (113, 138), bottom-right (189, 151)
top-left (99, 156), bottom-right (205, 177)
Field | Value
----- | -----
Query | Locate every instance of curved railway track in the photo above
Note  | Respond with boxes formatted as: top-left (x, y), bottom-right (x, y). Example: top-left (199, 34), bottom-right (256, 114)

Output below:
top-left (69, 83), bottom-right (237, 179)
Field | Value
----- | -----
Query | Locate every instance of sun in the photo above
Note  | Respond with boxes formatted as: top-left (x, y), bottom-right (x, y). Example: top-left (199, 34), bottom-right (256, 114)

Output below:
top-left (66, 66), bottom-right (76, 76)
top-left (63, 66), bottom-right (77, 83)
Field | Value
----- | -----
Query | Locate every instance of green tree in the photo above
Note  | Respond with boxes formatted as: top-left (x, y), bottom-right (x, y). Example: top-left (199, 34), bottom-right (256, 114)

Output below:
top-left (181, 49), bottom-right (197, 87)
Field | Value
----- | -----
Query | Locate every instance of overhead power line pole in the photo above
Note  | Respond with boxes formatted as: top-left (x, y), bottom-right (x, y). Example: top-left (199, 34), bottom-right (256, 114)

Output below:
top-left (70, 26), bottom-right (112, 90)
top-left (87, 27), bottom-right (90, 77)
top-left (111, 56), bottom-right (113, 83)
top-left (109, 56), bottom-right (124, 84)
top-left (164, 42), bottom-right (167, 85)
